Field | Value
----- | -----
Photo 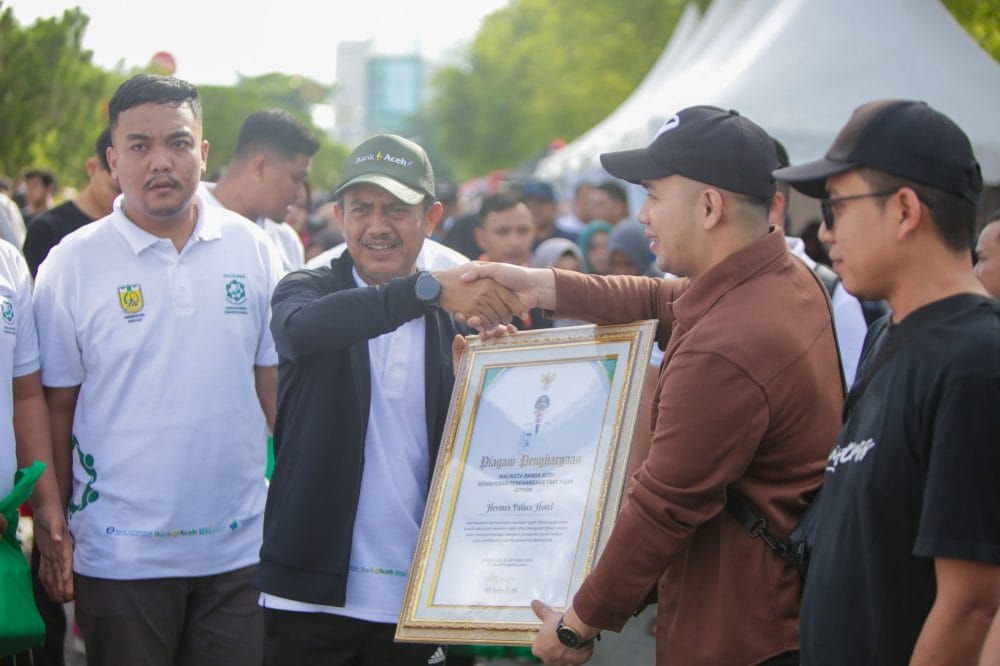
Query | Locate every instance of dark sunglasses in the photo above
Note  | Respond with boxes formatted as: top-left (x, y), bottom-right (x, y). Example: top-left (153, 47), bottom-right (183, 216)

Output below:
top-left (819, 190), bottom-right (900, 230)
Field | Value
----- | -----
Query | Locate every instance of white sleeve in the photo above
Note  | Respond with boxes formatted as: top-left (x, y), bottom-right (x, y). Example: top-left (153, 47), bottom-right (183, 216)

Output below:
top-left (254, 240), bottom-right (283, 367)
top-left (282, 224), bottom-right (305, 271)
top-left (831, 283), bottom-right (868, 389)
top-left (33, 258), bottom-right (84, 387)
top-left (9, 248), bottom-right (39, 378)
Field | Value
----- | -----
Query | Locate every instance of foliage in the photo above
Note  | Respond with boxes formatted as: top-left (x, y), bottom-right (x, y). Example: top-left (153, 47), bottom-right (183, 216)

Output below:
top-left (425, 0), bottom-right (688, 180)
top-left (0, 7), bottom-right (119, 188)
top-left (0, 7), bottom-right (348, 196)
top-left (427, 0), bottom-right (999, 181)
top-left (1, 2), bottom-right (994, 192)
top-left (199, 73), bottom-right (348, 196)
top-left (942, 0), bottom-right (1000, 62)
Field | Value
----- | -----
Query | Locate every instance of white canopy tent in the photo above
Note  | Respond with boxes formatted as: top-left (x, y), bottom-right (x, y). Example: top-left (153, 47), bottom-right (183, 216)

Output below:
top-left (536, 0), bottom-right (1000, 199)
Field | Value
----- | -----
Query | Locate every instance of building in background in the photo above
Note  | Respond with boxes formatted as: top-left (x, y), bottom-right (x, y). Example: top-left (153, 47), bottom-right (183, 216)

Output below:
top-left (332, 43), bottom-right (426, 146)
top-left (333, 40), bottom-right (373, 146)
top-left (365, 55), bottom-right (424, 136)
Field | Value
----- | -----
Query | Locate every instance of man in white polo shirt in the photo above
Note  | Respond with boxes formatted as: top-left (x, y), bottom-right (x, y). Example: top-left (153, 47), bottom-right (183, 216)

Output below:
top-left (201, 109), bottom-right (318, 273)
top-left (33, 74), bottom-right (283, 666)
top-left (0, 236), bottom-right (73, 605)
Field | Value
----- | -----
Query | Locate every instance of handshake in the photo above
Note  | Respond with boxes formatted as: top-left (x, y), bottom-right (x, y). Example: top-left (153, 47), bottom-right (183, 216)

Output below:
top-left (434, 262), bottom-right (557, 332)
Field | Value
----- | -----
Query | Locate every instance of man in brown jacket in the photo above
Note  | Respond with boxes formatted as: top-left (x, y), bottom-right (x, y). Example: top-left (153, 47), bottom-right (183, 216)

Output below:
top-left (452, 106), bottom-right (843, 665)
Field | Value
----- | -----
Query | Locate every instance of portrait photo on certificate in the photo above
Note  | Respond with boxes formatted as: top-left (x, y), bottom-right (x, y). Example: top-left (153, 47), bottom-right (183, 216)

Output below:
top-left (397, 320), bottom-right (656, 645)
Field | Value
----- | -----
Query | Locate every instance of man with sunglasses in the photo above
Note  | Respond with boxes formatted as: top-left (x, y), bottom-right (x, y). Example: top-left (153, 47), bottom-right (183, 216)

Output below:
top-left (775, 99), bottom-right (1000, 665)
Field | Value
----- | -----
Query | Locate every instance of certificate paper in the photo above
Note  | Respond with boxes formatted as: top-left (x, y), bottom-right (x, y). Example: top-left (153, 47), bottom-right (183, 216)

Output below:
top-left (397, 321), bottom-right (656, 645)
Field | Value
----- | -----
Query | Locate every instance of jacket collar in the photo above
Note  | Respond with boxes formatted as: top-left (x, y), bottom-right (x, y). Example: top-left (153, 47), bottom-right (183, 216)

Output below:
top-left (672, 227), bottom-right (789, 328)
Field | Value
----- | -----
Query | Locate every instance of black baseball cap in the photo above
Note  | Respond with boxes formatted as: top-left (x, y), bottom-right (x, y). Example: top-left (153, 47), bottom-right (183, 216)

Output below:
top-left (773, 100), bottom-right (982, 204)
top-left (335, 134), bottom-right (435, 205)
top-left (599, 105), bottom-right (779, 200)
top-left (520, 179), bottom-right (556, 201)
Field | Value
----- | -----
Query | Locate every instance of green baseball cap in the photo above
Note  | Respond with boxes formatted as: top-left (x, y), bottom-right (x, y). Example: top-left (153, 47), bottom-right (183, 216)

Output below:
top-left (335, 134), bottom-right (436, 205)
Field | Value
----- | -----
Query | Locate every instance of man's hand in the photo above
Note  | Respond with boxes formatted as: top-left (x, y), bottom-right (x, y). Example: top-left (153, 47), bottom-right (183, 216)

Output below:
top-left (451, 325), bottom-right (518, 371)
top-left (457, 263), bottom-right (558, 330)
top-left (436, 265), bottom-right (527, 330)
top-left (32, 502), bottom-right (74, 602)
top-left (531, 601), bottom-right (596, 665)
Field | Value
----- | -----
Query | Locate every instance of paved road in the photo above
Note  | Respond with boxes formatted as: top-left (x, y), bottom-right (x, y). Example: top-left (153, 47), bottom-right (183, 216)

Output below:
top-left (63, 605), bottom-right (656, 665)
top-left (490, 605), bottom-right (656, 666)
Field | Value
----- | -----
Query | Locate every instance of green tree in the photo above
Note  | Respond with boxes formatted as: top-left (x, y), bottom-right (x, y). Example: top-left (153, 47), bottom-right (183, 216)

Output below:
top-left (944, 0), bottom-right (1000, 62)
top-left (200, 73), bottom-right (348, 195)
top-left (428, 0), bottom-right (998, 181)
top-left (426, 0), bottom-right (687, 180)
top-left (0, 7), bottom-right (118, 188)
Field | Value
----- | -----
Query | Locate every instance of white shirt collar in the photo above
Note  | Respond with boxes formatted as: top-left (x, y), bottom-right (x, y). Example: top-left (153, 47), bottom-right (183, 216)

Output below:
top-left (110, 191), bottom-right (221, 255)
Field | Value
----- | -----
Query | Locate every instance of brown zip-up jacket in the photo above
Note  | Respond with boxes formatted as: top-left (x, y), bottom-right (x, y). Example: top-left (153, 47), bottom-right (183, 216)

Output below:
top-left (555, 229), bottom-right (843, 665)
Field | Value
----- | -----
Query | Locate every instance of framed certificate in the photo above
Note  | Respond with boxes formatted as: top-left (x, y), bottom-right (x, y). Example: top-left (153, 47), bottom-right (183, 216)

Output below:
top-left (397, 320), bottom-right (657, 645)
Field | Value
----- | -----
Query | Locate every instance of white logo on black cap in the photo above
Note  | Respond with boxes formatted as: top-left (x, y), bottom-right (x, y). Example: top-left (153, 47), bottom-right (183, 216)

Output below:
top-left (655, 114), bottom-right (680, 139)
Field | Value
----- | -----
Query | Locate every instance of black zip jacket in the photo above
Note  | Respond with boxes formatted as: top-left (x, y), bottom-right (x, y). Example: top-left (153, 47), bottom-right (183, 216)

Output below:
top-left (254, 251), bottom-right (456, 606)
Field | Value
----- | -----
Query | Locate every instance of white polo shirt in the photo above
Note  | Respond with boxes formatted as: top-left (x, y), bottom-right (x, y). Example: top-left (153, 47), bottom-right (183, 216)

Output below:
top-left (199, 183), bottom-right (305, 273)
top-left (0, 240), bottom-right (39, 500)
top-left (33, 193), bottom-right (283, 579)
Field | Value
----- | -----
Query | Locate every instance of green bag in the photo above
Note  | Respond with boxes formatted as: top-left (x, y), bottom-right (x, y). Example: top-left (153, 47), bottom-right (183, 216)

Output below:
top-left (0, 460), bottom-right (47, 657)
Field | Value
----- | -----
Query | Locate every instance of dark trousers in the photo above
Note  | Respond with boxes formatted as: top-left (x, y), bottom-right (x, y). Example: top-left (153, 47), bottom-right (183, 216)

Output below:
top-left (74, 565), bottom-right (262, 666)
top-left (263, 608), bottom-right (447, 666)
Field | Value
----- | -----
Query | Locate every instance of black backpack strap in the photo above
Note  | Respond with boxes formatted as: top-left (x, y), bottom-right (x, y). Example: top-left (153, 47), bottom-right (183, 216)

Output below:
top-left (812, 262), bottom-right (841, 301)
top-left (725, 494), bottom-right (795, 564)
top-left (801, 257), bottom-right (848, 400)
top-left (725, 256), bottom-right (846, 567)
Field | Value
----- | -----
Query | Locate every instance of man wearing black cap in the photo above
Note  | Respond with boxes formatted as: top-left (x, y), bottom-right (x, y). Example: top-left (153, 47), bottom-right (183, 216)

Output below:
top-left (774, 100), bottom-right (1000, 665)
top-left (255, 134), bottom-right (520, 665)
top-left (457, 106), bottom-right (842, 665)
top-left (521, 179), bottom-right (578, 248)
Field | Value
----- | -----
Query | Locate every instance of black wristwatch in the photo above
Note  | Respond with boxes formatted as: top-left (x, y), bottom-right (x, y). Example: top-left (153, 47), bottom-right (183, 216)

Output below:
top-left (556, 615), bottom-right (598, 649)
top-left (414, 270), bottom-right (441, 308)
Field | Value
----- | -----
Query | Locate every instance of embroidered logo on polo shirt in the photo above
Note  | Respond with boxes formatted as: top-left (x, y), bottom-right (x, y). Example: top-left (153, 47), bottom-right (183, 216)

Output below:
top-left (224, 274), bottom-right (248, 314)
top-left (117, 283), bottom-right (145, 323)
top-left (0, 298), bottom-right (14, 335)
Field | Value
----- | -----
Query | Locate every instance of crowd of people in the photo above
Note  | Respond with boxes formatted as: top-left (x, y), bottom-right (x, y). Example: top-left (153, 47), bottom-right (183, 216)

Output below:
top-left (0, 72), bottom-right (998, 666)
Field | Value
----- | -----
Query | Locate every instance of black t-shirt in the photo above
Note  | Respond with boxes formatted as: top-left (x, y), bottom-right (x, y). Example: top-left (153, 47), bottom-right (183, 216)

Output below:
top-left (23, 201), bottom-right (94, 277)
top-left (801, 294), bottom-right (1000, 664)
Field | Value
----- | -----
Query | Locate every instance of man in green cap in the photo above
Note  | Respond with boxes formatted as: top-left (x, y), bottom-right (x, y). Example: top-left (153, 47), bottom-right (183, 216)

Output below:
top-left (255, 134), bottom-right (521, 665)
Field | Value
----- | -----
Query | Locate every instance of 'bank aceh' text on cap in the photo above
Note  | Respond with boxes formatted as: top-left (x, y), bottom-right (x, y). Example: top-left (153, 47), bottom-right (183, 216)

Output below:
top-left (335, 134), bottom-right (436, 205)
top-left (599, 105), bottom-right (779, 200)
top-left (773, 99), bottom-right (982, 204)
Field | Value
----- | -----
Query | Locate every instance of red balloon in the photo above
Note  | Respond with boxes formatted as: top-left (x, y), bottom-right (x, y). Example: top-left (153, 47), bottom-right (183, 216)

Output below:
top-left (150, 51), bottom-right (177, 75)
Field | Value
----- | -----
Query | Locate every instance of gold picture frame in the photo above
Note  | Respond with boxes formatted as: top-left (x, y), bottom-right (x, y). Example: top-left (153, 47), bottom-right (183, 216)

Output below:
top-left (397, 320), bottom-right (657, 645)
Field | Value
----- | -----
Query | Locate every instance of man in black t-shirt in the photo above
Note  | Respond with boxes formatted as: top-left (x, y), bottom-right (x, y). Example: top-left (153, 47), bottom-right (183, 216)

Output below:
top-left (23, 128), bottom-right (119, 276)
top-left (775, 101), bottom-right (1000, 665)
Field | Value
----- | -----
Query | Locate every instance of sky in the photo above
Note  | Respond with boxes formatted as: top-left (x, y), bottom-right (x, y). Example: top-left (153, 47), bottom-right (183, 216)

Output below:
top-left (5, 0), bottom-right (511, 86)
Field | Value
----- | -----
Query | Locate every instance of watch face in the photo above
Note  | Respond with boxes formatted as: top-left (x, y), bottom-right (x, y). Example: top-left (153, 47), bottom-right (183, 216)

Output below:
top-left (556, 623), bottom-right (582, 649)
top-left (415, 272), bottom-right (441, 302)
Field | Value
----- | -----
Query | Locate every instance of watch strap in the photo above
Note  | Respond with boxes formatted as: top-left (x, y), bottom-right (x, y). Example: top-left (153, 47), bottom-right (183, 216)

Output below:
top-left (556, 615), bottom-right (598, 649)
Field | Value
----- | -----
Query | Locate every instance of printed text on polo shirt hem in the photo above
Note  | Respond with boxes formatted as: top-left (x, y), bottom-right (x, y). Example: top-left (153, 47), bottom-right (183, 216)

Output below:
top-left (104, 515), bottom-right (252, 540)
